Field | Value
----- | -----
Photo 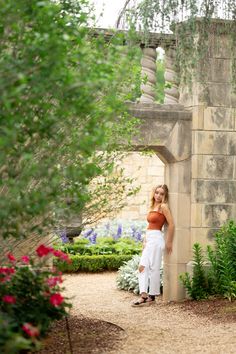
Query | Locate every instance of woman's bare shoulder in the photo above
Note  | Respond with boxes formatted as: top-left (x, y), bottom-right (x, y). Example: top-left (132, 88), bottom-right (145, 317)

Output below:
top-left (160, 203), bottom-right (169, 211)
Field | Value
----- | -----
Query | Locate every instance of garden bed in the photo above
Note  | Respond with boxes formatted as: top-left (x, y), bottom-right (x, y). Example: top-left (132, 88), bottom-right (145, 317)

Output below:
top-left (36, 315), bottom-right (126, 354)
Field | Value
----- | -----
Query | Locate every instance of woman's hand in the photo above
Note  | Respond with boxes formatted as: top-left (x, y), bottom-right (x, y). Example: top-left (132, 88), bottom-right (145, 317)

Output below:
top-left (166, 241), bottom-right (173, 254)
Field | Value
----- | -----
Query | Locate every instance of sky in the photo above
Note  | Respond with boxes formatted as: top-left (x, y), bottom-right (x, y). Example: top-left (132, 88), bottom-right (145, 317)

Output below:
top-left (92, 0), bottom-right (128, 28)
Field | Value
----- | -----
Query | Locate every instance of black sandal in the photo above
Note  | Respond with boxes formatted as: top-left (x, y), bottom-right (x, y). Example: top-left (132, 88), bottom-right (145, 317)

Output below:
top-left (131, 296), bottom-right (148, 307)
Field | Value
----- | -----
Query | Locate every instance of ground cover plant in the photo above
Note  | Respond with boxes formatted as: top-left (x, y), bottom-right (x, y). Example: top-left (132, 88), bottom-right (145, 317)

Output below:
top-left (0, 244), bottom-right (72, 353)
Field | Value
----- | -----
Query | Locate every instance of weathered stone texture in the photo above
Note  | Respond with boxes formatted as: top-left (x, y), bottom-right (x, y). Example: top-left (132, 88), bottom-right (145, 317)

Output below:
top-left (204, 107), bottom-right (235, 131)
top-left (192, 131), bottom-right (229, 154)
top-left (208, 33), bottom-right (232, 58)
top-left (207, 58), bottom-right (231, 83)
top-left (192, 180), bottom-right (236, 203)
top-left (192, 155), bottom-right (234, 179)
top-left (203, 204), bottom-right (236, 227)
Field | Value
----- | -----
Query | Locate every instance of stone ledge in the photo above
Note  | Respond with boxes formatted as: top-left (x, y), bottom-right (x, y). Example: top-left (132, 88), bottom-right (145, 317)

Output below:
top-left (128, 102), bottom-right (192, 121)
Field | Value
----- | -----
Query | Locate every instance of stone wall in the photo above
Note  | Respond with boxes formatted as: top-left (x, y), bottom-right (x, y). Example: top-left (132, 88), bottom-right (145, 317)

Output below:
top-left (179, 21), bottom-right (236, 252)
top-left (116, 152), bottom-right (164, 221)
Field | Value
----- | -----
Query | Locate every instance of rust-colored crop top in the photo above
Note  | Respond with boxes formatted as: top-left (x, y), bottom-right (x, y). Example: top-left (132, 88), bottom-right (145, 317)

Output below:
top-left (147, 211), bottom-right (166, 230)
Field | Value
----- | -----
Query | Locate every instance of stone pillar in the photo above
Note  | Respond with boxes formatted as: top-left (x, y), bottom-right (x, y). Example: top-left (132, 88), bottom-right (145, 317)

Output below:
top-left (164, 47), bottom-right (180, 104)
top-left (163, 159), bottom-right (191, 301)
top-left (140, 47), bottom-right (157, 103)
top-left (179, 20), bottom-right (236, 254)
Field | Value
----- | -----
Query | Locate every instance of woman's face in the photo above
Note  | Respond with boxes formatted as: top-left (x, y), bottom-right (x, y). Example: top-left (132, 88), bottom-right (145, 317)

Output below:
top-left (154, 187), bottom-right (165, 203)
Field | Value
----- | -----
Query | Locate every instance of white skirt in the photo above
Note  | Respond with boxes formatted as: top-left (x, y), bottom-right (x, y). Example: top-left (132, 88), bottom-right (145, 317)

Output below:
top-left (138, 230), bottom-right (165, 295)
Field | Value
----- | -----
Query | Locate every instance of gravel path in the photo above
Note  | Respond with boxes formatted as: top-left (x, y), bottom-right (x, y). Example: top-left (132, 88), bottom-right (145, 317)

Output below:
top-left (63, 272), bottom-right (236, 354)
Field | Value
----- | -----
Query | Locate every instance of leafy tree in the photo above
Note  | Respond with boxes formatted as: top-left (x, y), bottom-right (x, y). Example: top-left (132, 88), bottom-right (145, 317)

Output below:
top-left (0, 0), bottom-right (141, 246)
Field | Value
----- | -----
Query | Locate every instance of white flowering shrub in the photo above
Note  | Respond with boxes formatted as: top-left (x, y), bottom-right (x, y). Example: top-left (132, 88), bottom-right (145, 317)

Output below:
top-left (116, 255), bottom-right (140, 294)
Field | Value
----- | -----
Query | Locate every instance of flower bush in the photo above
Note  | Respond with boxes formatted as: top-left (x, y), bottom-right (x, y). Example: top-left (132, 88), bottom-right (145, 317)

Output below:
top-left (0, 244), bottom-right (72, 353)
top-left (81, 220), bottom-right (147, 243)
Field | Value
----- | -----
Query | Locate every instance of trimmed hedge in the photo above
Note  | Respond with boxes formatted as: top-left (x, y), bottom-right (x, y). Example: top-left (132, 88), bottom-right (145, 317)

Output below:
top-left (54, 254), bottom-right (134, 272)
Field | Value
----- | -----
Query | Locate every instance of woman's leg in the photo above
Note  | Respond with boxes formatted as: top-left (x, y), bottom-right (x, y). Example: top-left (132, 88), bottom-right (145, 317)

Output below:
top-left (149, 243), bottom-right (163, 296)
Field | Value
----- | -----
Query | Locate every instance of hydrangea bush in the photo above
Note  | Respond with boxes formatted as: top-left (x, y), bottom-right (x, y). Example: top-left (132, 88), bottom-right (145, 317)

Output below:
top-left (0, 245), bottom-right (72, 353)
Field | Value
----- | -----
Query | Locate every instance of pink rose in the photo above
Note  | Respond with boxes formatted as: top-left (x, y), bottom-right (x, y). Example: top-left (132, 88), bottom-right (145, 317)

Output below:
top-left (36, 244), bottom-right (52, 257)
top-left (7, 253), bottom-right (16, 262)
top-left (21, 255), bottom-right (30, 264)
top-left (3, 295), bottom-right (16, 304)
top-left (22, 323), bottom-right (40, 337)
top-left (49, 293), bottom-right (64, 307)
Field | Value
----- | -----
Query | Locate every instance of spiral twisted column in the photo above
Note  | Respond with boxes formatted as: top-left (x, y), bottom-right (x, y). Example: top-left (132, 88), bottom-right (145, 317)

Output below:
top-left (140, 47), bottom-right (157, 103)
top-left (164, 47), bottom-right (179, 104)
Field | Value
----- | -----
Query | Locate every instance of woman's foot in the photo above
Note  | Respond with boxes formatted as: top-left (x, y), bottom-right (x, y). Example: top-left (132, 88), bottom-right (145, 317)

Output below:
top-left (131, 295), bottom-right (155, 307)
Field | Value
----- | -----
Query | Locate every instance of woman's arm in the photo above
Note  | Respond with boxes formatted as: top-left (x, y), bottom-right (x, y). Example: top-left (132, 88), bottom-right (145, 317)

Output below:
top-left (161, 204), bottom-right (175, 254)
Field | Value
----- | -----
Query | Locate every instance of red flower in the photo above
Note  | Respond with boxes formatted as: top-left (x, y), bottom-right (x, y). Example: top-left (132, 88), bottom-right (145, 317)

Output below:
top-left (22, 323), bottom-right (40, 337)
top-left (49, 293), bottom-right (64, 307)
top-left (36, 244), bottom-right (52, 257)
top-left (47, 276), bottom-right (63, 287)
top-left (0, 267), bottom-right (15, 274)
top-left (21, 255), bottom-right (30, 264)
top-left (7, 253), bottom-right (16, 262)
top-left (3, 295), bottom-right (16, 304)
top-left (53, 249), bottom-right (71, 264)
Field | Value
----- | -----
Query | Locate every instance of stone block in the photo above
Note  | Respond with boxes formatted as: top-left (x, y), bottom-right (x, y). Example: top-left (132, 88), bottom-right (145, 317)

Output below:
top-left (166, 120), bottom-right (192, 162)
top-left (192, 179), bottom-right (236, 203)
top-left (191, 203), bottom-right (203, 227)
top-left (192, 131), bottom-right (228, 154)
top-left (204, 83), bottom-right (233, 107)
top-left (234, 157), bottom-right (236, 179)
top-left (147, 166), bottom-right (160, 176)
top-left (166, 160), bottom-right (191, 194)
top-left (191, 155), bottom-right (201, 179)
top-left (192, 155), bottom-right (234, 179)
top-left (179, 83), bottom-right (207, 107)
top-left (192, 105), bottom-right (204, 130)
top-left (190, 227), bottom-right (215, 251)
top-left (207, 58), bottom-right (231, 83)
top-left (204, 107), bottom-right (235, 131)
top-left (228, 132), bottom-right (236, 155)
top-left (167, 228), bottom-right (191, 264)
top-left (203, 204), bottom-right (236, 227)
top-left (208, 34), bottom-right (232, 58)
top-left (169, 192), bottom-right (190, 228)
top-left (162, 263), bottom-right (187, 302)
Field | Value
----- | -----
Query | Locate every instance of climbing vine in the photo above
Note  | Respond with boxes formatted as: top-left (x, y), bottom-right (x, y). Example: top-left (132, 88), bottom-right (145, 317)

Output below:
top-left (118, 0), bottom-right (236, 91)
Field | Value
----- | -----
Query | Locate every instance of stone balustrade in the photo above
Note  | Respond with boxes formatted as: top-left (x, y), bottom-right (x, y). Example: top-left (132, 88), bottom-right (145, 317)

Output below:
top-left (91, 28), bottom-right (179, 104)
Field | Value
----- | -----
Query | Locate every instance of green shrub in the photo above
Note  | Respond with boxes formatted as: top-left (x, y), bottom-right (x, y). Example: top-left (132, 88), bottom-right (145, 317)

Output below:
top-left (0, 312), bottom-right (32, 354)
top-left (207, 220), bottom-right (236, 301)
top-left (54, 255), bottom-right (133, 272)
top-left (179, 243), bottom-right (212, 300)
top-left (55, 237), bottom-right (142, 257)
top-left (180, 221), bottom-right (236, 301)
top-left (0, 245), bottom-right (72, 353)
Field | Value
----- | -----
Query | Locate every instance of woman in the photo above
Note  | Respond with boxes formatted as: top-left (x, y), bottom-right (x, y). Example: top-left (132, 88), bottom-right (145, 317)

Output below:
top-left (132, 184), bottom-right (175, 307)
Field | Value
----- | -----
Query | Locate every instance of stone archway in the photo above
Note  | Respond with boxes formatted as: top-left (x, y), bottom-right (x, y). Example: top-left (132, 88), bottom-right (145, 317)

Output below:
top-left (129, 102), bottom-right (192, 301)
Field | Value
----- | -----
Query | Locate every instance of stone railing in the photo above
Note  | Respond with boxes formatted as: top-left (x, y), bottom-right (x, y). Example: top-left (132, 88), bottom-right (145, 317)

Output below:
top-left (92, 28), bottom-right (179, 104)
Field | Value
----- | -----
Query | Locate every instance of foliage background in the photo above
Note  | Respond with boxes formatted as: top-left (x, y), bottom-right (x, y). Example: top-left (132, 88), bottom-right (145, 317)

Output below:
top-left (0, 0), bottom-right (144, 249)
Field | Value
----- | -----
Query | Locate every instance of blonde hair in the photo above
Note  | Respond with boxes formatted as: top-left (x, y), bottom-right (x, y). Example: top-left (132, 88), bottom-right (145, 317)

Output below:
top-left (150, 184), bottom-right (169, 210)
